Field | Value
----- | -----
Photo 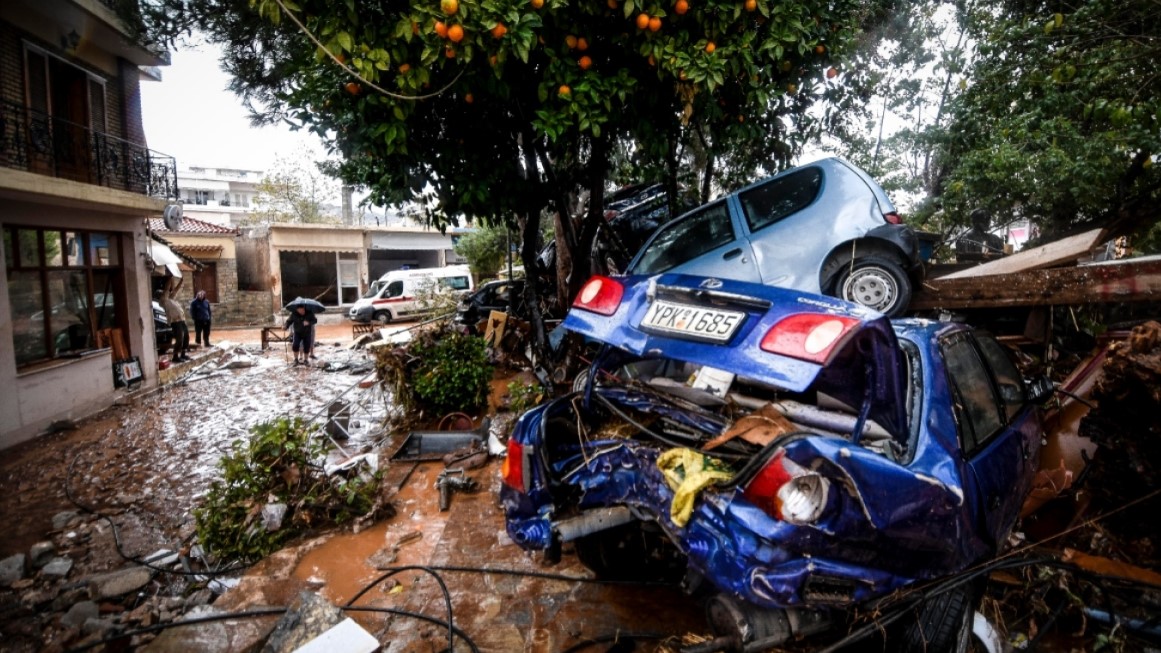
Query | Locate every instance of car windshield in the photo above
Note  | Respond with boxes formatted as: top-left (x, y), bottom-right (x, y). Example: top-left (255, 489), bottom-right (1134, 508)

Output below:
top-left (633, 203), bottom-right (735, 275)
top-left (363, 281), bottom-right (383, 298)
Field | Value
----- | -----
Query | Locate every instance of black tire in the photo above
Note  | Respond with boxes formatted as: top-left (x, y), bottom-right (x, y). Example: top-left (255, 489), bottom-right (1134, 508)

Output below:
top-left (373, 310), bottom-right (392, 324)
top-left (894, 583), bottom-right (980, 653)
top-left (833, 255), bottom-right (913, 317)
top-left (573, 521), bottom-right (684, 583)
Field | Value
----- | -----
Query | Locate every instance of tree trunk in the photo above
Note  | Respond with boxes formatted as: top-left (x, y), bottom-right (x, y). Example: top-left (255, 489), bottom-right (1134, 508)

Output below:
top-left (518, 129), bottom-right (550, 367)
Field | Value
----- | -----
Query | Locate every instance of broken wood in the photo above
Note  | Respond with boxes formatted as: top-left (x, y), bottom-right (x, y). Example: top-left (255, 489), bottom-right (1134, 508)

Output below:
top-left (911, 256), bottom-right (1161, 310)
top-left (937, 227), bottom-right (1107, 280)
top-left (1062, 548), bottom-right (1161, 588)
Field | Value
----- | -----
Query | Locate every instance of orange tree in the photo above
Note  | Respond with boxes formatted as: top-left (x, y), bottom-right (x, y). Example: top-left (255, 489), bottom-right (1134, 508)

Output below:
top-left (131, 0), bottom-right (898, 352)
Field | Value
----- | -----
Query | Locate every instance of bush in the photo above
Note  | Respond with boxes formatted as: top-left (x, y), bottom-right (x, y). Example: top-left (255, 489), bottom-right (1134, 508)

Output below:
top-left (506, 380), bottom-right (544, 414)
top-left (194, 417), bottom-right (382, 563)
top-left (411, 333), bottom-right (493, 414)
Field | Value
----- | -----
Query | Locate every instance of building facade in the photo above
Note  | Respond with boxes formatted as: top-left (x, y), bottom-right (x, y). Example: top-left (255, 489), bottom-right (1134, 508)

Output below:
top-left (176, 165), bottom-right (261, 228)
top-left (0, 0), bottom-right (175, 448)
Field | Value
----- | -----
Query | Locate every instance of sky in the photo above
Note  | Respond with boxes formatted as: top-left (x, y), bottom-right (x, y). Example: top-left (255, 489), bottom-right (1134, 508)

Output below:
top-left (140, 40), bottom-right (325, 172)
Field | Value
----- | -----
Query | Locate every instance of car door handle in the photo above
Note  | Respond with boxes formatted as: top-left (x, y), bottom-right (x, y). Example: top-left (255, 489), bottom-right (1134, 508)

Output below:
top-left (723, 248), bottom-right (743, 260)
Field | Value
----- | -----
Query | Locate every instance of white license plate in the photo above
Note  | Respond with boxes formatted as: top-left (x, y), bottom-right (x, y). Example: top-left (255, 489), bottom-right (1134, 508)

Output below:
top-left (640, 300), bottom-right (744, 342)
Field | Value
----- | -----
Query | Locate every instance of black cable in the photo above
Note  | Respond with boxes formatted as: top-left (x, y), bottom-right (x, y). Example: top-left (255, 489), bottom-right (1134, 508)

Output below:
top-left (344, 606), bottom-right (481, 653)
top-left (1054, 386), bottom-right (1097, 410)
top-left (558, 631), bottom-right (666, 653)
top-left (63, 607), bottom-right (288, 652)
top-left (424, 563), bottom-right (680, 587)
top-left (592, 391), bottom-right (749, 462)
top-left (344, 565), bottom-right (456, 653)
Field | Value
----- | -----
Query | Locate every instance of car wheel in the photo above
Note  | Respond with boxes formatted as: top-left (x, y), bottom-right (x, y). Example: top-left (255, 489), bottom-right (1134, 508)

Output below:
top-left (834, 255), bottom-right (912, 317)
top-left (373, 310), bottom-right (392, 324)
top-left (573, 521), bottom-right (685, 583)
top-left (895, 583), bottom-right (981, 653)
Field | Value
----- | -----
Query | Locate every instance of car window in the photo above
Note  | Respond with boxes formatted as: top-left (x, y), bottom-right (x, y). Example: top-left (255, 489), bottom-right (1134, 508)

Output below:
top-left (384, 280), bottom-right (404, 298)
top-left (975, 335), bottom-right (1026, 419)
top-left (941, 334), bottom-right (1004, 456)
top-left (738, 167), bottom-right (823, 232)
top-left (633, 202), bottom-right (735, 274)
top-left (440, 276), bottom-right (470, 291)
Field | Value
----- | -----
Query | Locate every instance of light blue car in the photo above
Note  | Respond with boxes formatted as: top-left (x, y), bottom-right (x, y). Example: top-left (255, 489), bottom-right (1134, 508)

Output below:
top-left (626, 157), bottom-right (921, 316)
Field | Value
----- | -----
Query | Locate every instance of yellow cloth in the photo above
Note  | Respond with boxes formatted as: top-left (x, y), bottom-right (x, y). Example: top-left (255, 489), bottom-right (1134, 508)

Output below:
top-left (656, 448), bottom-right (734, 527)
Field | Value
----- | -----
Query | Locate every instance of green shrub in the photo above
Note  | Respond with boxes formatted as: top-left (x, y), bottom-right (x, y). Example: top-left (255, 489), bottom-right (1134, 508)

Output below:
top-left (411, 333), bottom-right (493, 414)
top-left (194, 417), bottom-right (382, 563)
top-left (506, 380), bottom-right (544, 414)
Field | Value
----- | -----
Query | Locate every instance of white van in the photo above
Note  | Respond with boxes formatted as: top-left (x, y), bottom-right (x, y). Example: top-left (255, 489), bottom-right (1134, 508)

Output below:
top-left (348, 265), bottom-right (473, 323)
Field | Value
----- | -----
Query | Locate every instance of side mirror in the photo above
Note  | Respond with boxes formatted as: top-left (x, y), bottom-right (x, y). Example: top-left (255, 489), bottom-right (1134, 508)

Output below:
top-left (1027, 374), bottom-right (1055, 405)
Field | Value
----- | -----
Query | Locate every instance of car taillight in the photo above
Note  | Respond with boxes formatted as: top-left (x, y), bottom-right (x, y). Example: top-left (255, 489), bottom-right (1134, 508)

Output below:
top-left (573, 276), bottom-right (624, 316)
top-left (604, 209), bottom-right (620, 220)
top-left (743, 450), bottom-right (830, 525)
top-left (501, 439), bottom-right (526, 492)
top-left (759, 314), bottom-right (859, 364)
top-left (884, 212), bottom-right (902, 225)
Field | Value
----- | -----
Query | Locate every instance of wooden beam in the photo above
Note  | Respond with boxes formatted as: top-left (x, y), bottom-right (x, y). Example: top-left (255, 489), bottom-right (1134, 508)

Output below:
top-left (936, 227), bottom-right (1107, 280)
top-left (911, 256), bottom-right (1161, 310)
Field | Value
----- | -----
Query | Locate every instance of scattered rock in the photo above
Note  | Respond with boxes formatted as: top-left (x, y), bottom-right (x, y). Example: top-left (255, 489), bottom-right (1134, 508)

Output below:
top-left (52, 586), bottom-right (91, 612)
top-left (41, 557), bottom-right (73, 579)
top-left (141, 605), bottom-right (276, 653)
top-left (260, 591), bottom-right (345, 653)
top-left (21, 589), bottom-right (56, 608)
top-left (184, 589), bottom-right (213, 611)
top-left (29, 541), bottom-right (56, 568)
top-left (86, 566), bottom-right (153, 599)
top-left (0, 553), bottom-right (27, 586)
top-left (10, 578), bottom-right (34, 590)
top-left (82, 616), bottom-right (116, 638)
top-left (61, 600), bottom-right (99, 629)
top-left (52, 511), bottom-right (79, 531)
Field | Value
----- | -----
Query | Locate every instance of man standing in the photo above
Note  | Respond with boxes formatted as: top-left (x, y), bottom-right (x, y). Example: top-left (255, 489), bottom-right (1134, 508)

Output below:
top-left (284, 305), bottom-right (318, 366)
top-left (158, 276), bottom-right (190, 361)
top-left (190, 290), bottom-right (212, 348)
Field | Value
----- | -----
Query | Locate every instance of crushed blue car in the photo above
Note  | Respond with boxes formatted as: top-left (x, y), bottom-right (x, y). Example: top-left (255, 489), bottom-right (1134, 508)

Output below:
top-left (501, 273), bottom-right (1048, 652)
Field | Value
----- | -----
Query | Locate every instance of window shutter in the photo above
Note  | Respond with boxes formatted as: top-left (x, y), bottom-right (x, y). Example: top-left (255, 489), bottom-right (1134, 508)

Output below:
top-left (25, 49), bottom-right (48, 113)
top-left (88, 79), bottom-right (106, 132)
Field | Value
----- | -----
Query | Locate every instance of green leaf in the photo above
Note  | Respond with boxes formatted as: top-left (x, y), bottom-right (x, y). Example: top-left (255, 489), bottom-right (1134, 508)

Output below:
top-left (337, 31), bottom-right (353, 52)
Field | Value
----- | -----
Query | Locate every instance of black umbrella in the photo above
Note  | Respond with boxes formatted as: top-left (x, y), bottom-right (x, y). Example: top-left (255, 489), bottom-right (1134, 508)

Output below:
top-left (284, 297), bottom-right (326, 313)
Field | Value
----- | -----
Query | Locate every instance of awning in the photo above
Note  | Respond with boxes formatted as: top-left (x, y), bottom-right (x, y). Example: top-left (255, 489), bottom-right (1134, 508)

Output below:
top-left (370, 232), bottom-right (455, 251)
top-left (173, 244), bottom-right (224, 255)
top-left (147, 240), bottom-right (183, 277)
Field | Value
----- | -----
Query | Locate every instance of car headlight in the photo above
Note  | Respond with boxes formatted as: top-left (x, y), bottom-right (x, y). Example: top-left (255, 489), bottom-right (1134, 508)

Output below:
top-left (776, 473), bottom-right (830, 525)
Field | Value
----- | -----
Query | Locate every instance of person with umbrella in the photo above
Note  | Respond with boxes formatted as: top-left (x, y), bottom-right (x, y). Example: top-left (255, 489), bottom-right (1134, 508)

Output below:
top-left (284, 297), bottom-right (322, 366)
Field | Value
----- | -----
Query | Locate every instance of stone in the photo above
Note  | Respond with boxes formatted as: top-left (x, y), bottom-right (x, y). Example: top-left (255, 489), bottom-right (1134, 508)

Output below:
top-left (41, 557), bottom-right (73, 579)
top-left (184, 589), bottom-right (213, 611)
top-left (21, 589), bottom-right (56, 608)
top-left (52, 511), bottom-right (79, 531)
top-left (140, 605), bottom-right (276, 653)
top-left (52, 586), bottom-right (91, 612)
top-left (82, 616), bottom-right (116, 637)
top-left (260, 591), bottom-right (345, 653)
top-left (87, 567), bottom-right (153, 599)
top-left (61, 600), bottom-right (99, 629)
top-left (0, 554), bottom-right (27, 587)
top-left (29, 542), bottom-right (56, 568)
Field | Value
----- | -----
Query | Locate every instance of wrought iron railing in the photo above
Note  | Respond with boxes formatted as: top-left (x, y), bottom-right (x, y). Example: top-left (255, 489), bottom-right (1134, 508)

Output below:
top-left (0, 98), bottom-right (178, 201)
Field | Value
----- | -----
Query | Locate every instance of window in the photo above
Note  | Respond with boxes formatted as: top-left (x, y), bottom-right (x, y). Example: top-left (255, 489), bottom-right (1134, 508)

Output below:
top-left (738, 167), bottom-right (823, 232)
top-left (941, 334), bottom-right (1004, 456)
top-left (633, 202), bottom-right (736, 274)
top-left (4, 226), bottom-right (125, 367)
top-left (440, 276), bottom-right (470, 291)
top-left (384, 281), bottom-right (404, 298)
top-left (976, 335), bottom-right (1026, 419)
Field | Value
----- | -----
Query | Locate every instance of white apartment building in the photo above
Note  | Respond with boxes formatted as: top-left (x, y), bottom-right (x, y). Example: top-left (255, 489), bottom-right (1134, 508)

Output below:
top-left (177, 165), bottom-right (262, 227)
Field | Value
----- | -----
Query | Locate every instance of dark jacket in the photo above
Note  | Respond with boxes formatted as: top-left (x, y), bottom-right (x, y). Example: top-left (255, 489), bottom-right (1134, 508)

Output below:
top-left (284, 310), bottom-right (318, 336)
top-left (190, 297), bottom-right (212, 322)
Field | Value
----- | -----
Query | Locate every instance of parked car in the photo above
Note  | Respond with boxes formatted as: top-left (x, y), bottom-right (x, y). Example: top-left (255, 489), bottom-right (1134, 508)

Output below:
top-left (593, 182), bottom-right (697, 276)
top-left (453, 279), bottom-right (527, 332)
top-left (625, 157), bottom-right (922, 316)
top-left (153, 301), bottom-right (172, 354)
top-left (501, 272), bottom-right (1048, 651)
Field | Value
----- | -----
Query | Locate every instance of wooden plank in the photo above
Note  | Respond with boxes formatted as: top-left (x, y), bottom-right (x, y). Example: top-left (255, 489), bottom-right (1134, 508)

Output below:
top-left (911, 256), bottom-right (1161, 310)
top-left (936, 227), bottom-right (1107, 280)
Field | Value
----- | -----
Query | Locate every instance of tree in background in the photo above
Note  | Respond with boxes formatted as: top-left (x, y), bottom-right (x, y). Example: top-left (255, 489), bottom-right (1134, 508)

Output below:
top-left (454, 223), bottom-right (509, 279)
top-left (247, 148), bottom-right (342, 224)
top-left (128, 0), bottom-right (901, 355)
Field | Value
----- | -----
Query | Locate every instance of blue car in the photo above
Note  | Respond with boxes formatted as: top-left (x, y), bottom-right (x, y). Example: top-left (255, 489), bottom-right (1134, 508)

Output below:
top-left (501, 273), bottom-right (1047, 651)
top-left (626, 157), bottom-right (921, 316)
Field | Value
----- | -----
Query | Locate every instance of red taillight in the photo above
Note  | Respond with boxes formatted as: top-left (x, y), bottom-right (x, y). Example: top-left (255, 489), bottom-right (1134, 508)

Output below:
top-left (572, 276), bottom-right (624, 316)
top-left (759, 314), bottom-right (859, 364)
top-left (884, 212), bottom-right (902, 225)
top-left (501, 439), bottom-right (525, 492)
top-left (604, 209), bottom-right (620, 220)
top-left (743, 450), bottom-right (830, 524)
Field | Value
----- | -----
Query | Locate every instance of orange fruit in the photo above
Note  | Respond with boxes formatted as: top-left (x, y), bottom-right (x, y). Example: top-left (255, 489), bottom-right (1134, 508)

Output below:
top-left (441, 0), bottom-right (459, 15)
top-left (434, 21), bottom-right (448, 37)
top-left (399, 63), bottom-right (411, 73)
top-left (448, 24), bottom-right (465, 42)
top-left (705, 41), bottom-right (715, 53)
top-left (608, 0), bottom-right (618, 7)
top-left (815, 44), bottom-right (826, 54)
top-left (558, 84), bottom-right (571, 96)
top-left (826, 66), bottom-right (837, 79)
top-left (489, 54), bottom-right (498, 66)
top-left (411, 21), bottom-right (419, 34)
top-left (738, 115), bottom-right (744, 123)
top-left (531, 0), bottom-right (544, 8)
top-left (679, 69), bottom-right (687, 80)
top-left (445, 47), bottom-right (456, 58)
top-left (577, 37), bottom-right (589, 51)
top-left (636, 13), bottom-right (650, 29)
top-left (566, 35), bottom-right (578, 49)
top-left (578, 55), bottom-right (592, 69)
top-left (345, 81), bottom-right (361, 95)
top-left (675, 0), bottom-right (689, 14)
top-left (648, 16), bottom-right (661, 31)
top-left (465, 93), bottom-right (474, 103)
top-left (647, 54), bottom-right (656, 66)
top-left (744, 0), bottom-right (756, 10)
top-left (491, 23), bottom-right (508, 39)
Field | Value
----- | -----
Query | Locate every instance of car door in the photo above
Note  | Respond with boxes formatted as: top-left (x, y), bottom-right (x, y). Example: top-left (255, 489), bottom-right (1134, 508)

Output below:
top-left (628, 200), bottom-right (762, 283)
top-left (939, 332), bottom-right (1029, 550)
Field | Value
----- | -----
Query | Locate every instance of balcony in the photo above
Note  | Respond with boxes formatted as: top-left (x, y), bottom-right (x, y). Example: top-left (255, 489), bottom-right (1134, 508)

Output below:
top-left (0, 99), bottom-right (178, 201)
